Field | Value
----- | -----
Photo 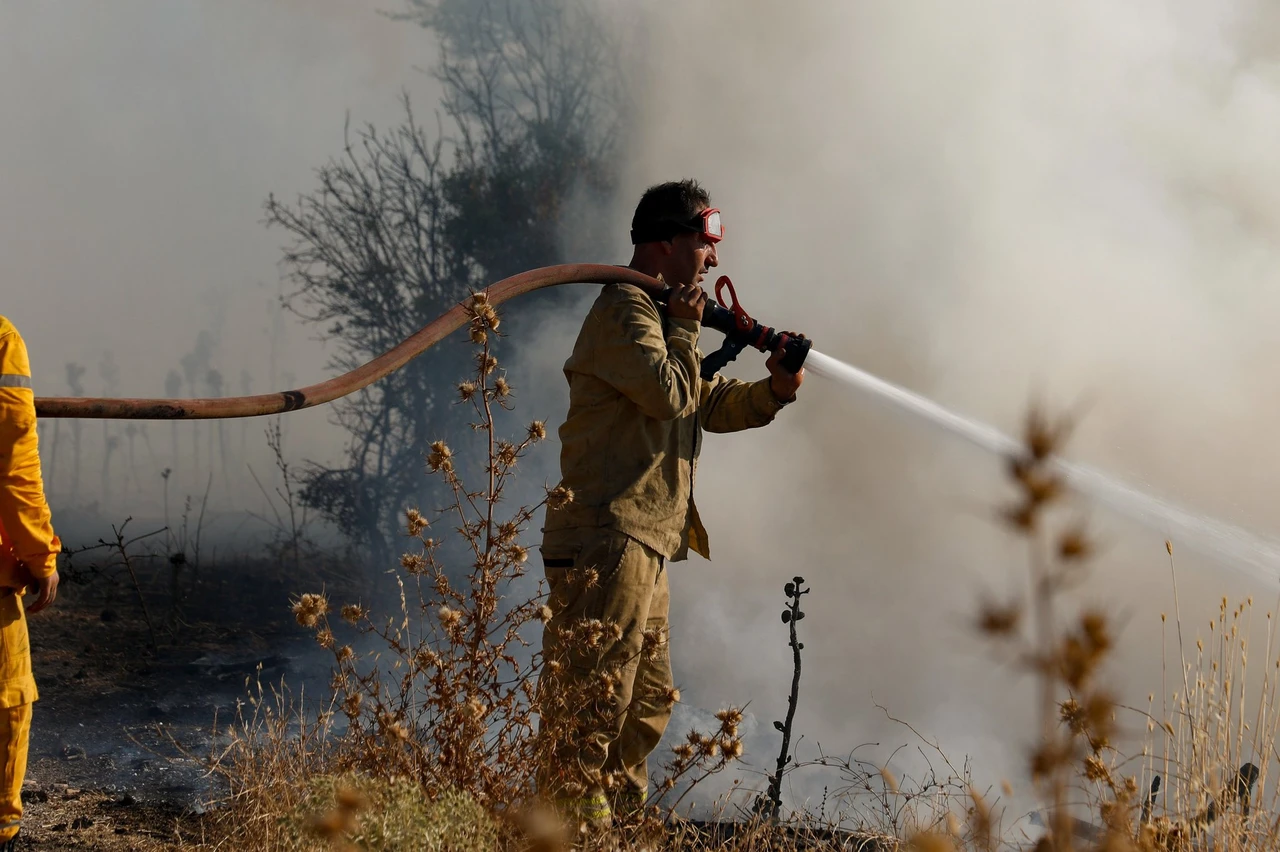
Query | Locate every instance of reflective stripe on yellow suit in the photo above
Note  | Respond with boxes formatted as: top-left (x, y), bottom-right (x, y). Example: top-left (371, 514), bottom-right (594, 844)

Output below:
top-left (536, 528), bottom-right (672, 824)
top-left (0, 316), bottom-right (60, 586)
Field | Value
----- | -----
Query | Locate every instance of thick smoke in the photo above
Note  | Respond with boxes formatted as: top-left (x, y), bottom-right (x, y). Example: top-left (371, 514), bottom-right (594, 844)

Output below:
top-left (562, 0), bottom-right (1280, 822)
top-left (5, 1), bottom-right (441, 528)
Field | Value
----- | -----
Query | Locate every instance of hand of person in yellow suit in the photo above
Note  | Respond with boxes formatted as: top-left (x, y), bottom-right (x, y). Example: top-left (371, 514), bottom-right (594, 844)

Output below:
top-left (25, 570), bottom-right (57, 614)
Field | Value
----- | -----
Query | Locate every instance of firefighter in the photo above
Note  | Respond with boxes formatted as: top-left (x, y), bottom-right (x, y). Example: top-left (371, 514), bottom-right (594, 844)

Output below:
top-left (537, 179), bottom-right (804, 828)
top-left (0, 315), bottom-right (61, 849)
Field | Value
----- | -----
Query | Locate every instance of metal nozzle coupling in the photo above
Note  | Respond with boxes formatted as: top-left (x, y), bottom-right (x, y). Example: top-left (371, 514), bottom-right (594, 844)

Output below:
top-left (658, 276), bottom-right (811, 380)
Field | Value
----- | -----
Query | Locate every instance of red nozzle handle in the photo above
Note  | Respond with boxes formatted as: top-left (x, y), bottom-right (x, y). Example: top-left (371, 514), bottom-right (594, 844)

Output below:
top-left (714, 276), bottom-right (755, 333)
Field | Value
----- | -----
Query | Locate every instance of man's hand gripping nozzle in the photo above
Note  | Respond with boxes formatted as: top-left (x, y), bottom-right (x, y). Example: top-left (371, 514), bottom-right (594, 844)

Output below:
top-left (659, 275), bottom-right (812, 380)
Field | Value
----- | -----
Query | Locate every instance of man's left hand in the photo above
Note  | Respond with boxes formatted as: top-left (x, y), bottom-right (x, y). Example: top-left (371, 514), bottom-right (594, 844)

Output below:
top-left (766, 332), bottom-right (806, 404)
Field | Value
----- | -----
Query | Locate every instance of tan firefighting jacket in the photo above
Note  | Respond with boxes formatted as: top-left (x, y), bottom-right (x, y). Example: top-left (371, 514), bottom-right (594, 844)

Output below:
top-left (542, 282), bottom-right (789, 561)
top-left (0, 316), bottom-right (60, 590)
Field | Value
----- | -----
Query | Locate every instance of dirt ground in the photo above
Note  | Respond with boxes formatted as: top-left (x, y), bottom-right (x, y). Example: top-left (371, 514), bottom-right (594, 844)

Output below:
top-left (12, 545), bottom-right (348, 850)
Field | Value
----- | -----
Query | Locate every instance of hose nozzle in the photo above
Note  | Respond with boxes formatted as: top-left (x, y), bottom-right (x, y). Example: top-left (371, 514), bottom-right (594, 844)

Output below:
top-left (659, 276), bottom-right (810, 380)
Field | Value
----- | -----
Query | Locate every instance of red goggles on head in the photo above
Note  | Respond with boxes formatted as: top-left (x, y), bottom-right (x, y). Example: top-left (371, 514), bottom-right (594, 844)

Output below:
top-left (630, 207), bottom-right (725, 245)
top-left (696, 207), bottom-right (724, 243)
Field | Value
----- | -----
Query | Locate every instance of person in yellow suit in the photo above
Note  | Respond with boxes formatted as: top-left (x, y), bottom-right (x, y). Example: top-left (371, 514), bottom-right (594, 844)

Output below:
top-left (0, 315), bottom-right (61, 849)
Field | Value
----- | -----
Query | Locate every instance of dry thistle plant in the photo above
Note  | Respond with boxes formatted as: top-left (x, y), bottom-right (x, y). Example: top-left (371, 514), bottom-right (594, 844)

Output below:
top-left (287, 293), bottom-right (564, 812)
top-left (280, 294), bottom-right (750, 847)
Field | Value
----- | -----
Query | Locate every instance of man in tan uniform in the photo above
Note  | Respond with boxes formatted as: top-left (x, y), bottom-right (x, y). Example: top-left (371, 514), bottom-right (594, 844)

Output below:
top-left (0, 315), bottom-right (61, 849)
top-left (537, 179), bottom-right (804, 827)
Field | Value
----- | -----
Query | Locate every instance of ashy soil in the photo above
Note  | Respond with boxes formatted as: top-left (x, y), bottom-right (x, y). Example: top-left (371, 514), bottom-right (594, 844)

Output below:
top-left (16, 550), bottom-right (342, 850)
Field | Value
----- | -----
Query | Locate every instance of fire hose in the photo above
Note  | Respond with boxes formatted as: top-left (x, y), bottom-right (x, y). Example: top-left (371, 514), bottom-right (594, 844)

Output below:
top-left (33, 263), bottom-right (810, 420)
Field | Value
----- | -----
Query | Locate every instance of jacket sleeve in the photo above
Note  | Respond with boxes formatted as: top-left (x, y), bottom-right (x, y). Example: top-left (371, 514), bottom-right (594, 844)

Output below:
top-left (698, 372), bottom-right (787, 434)
top-left (0, 323), bottom-right (60, 578)
top-left (591, 287), bottom-right (702, 421)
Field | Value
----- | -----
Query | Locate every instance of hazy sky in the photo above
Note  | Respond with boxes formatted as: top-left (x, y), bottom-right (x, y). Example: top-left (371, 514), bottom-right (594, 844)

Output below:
top-left (3, 1), bottom-right (440, 472)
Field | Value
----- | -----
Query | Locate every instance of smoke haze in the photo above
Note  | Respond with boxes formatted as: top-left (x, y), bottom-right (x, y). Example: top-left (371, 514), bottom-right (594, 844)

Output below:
top-left (4, 1), bottom-right (440, 514)
top-left (600, 0), bottom-right (1280, 822)
top-left (12, 0), bottom-right (1280, 828)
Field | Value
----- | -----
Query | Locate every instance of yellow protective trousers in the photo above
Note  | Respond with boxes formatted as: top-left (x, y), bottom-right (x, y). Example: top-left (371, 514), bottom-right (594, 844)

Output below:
top-left (0, 589), bottom-right (34, 843)
top-left (0, 702), bottom-right (29, 842)
top-left (536, 527), bottom-right (673, 826)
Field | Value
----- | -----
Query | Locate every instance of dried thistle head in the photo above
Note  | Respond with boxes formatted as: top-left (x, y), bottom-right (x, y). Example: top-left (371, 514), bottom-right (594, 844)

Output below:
top-left (1058, 524), bottom-right (1093, 561)
top-left (400, 553), bottom-right (428, 574)
top-left (715, 707), bottom-right (744, 730)
top-left (292, 593), bottom-right (330, 628)
top-left (1083, 754), bottom-right (1110, 783)
top-left (494, 376), bottom-right (511, 399)
top-left (1024, 404), bottom-right (1072, 461)
top-left (405, 507), bottom-right (428, 536)
top-left (438, 605), bottom-right (462, 630)
top-left (546, 485), bottom-right (574, 510)
top-left (528, 420), bottom-right (547, 442)
top-left (1080, 609), bottom-right (1112, 654)
top-left (427, 440), bottom-right (453, 473)
top-left (978, 599), bottom-right (1022, 637)
top-left (1060, 697), bottom-right (1085, 731)
top-left (341, 604), bottom-right (367, 625)
top-left (497, 441), bottom-right (518, 467)
top-left (1000, 500), bottom-right (1037, 532)
top-left (641, 627), bottom-right (666, 661)
top-left (477, 352), bottom-right (499, 376)
top-left (467, 292), bottom-right (500, 329)
top-left (458, 380), bottom-right (478, 401)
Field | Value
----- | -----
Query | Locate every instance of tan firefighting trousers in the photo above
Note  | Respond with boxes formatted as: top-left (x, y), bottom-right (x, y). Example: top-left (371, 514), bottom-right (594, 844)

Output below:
top-left (537, 527), bottom-right (672, 825)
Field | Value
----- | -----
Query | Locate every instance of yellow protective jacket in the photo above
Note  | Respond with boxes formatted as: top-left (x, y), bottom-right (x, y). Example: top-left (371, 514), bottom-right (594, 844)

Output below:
top-left (542, 282), bottom-right (790, 562)
top-left (0, 316), bottom-right (59, 591)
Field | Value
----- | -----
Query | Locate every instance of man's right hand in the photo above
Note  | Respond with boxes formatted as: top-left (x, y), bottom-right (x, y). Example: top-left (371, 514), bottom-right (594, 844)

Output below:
top-left (668, 282), bottom-right (708, 321)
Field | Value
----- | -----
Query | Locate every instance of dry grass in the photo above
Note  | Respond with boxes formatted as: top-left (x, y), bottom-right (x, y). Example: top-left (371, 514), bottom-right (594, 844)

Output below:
top-left (173, 301), bottom-right (1280, 851)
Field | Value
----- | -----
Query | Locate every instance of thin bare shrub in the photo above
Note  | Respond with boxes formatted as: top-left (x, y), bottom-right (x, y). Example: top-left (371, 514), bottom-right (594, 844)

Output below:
top-left (270, 295), bottom-right (749, 847)
top-left (287, 293), bottom-right (560, 810)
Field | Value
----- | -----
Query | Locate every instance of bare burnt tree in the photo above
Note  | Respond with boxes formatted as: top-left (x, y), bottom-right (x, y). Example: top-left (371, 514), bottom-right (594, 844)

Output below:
top-left (264, 1), bottom-right (622, 563)
top-left (265, 104), bottom-right (468, 564)
top-left (398, 0), bottom-right (624, 276)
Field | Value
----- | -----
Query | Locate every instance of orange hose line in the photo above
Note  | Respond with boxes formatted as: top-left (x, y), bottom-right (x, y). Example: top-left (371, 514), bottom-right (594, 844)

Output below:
top-left (34, 263), bottom-right (664, 421)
